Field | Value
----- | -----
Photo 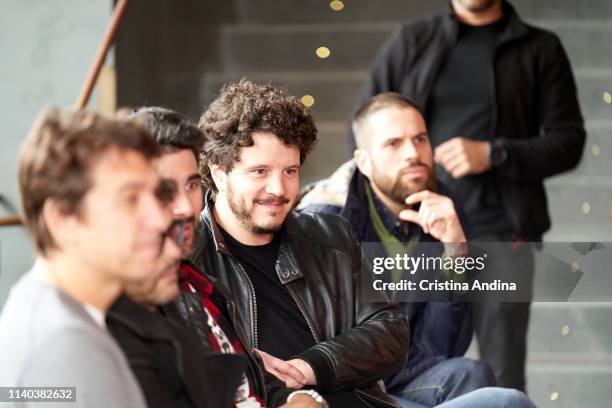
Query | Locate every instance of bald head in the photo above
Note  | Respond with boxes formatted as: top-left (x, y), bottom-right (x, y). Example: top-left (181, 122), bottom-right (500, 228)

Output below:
top-left (352, 93), bottom-right (425, 150)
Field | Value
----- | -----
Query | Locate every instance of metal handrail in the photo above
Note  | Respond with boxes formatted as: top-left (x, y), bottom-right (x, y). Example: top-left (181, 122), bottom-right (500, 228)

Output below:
top-left (0, 0), bottom-right (130, 229)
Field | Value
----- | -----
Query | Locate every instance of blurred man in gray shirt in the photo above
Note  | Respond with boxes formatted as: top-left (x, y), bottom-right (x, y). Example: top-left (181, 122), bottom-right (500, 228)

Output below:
top-left (0, 108), bottom-right (180, 407)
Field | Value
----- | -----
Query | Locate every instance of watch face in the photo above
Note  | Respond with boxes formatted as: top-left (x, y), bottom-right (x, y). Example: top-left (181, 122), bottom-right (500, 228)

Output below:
top-left (490, 144), bottom-right (508, 166)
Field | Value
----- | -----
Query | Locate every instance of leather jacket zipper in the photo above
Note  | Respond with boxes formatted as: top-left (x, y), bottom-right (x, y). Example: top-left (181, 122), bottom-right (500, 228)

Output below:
top-left (285, 284), bottom-right (320, 343)
top-left (235, 261), bottom-right (259, 349)
top-left (226, 298), bottom-right (267, 401)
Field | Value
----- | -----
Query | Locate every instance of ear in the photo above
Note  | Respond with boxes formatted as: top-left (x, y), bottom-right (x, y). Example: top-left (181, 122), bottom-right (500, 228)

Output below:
top-left (354, 148), bottom-right (373, 179)
top-left (210, 164), bottom-right (228, 192)
top-left (42, 199), bottom-right (79, 251)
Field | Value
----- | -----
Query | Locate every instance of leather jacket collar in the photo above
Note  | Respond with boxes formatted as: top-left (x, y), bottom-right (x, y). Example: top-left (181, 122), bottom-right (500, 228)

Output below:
top-left (200, 189), bottom-right (305, 285)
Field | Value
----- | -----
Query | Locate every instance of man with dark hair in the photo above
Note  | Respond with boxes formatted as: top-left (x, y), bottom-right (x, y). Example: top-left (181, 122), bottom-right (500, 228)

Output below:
top-left (193, 80), bottom-right (411, 408)
top-left (349, 0), bottom-right (586, 391)
top-left (301, 93), bottom-right (537, 408)
top-left (0, 108), bottom-right (179, 407)
top-left (108, 106), bottom-right (318, 408)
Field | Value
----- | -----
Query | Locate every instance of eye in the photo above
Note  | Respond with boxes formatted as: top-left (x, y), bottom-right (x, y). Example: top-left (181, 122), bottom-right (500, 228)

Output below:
top-left (185, 179), bottom-right (201, 191)
top-left (386, 139), bottom-right (400, 148)
top-left (252, 168), bottom-right (268, 176)
top-left (124, 192), bottom-right (139, 207)
top-left (414, 134), bottom-right (428, 144)
top-left (284, 168), bottom-right (299, 176)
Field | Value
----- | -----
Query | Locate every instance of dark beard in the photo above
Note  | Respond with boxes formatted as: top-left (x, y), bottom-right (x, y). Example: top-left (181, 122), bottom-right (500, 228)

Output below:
top-left (371, 164), bottom-right (437, 205)
top-left (226, 186), bottom-right (287, 235)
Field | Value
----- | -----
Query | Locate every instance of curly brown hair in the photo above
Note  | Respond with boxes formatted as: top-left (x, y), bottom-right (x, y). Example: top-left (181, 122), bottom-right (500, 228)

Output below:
top-left (198, 79), bottom-right (317, 192)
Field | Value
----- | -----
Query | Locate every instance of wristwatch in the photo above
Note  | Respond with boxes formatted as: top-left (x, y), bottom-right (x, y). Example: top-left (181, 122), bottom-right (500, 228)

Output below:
top-left (488, 140), bottom-right (508, 168)
top-left (287, 389), bottom-right (329, 407)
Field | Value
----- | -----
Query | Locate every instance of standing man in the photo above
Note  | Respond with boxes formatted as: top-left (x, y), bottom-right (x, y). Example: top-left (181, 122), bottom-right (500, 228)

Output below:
top-left (194, 80), bottom-right (411, 408)
top-left (0, 108), bottom-right (177, 407)
top-left (350, 0), bottom-right (586, 391)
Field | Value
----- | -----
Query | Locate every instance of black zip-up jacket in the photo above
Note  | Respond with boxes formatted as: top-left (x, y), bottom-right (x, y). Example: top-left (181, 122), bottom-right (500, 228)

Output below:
top-left (167, 261), bottom-right (294, 407)
top-left (191, 191), bottom-right (411, 408)
top-left (107, 296), bottom-right (248, 408)
top-left (349, 1), bottom-right (586, 238)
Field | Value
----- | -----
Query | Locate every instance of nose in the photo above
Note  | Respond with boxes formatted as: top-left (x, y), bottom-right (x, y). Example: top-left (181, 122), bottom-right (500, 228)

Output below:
top-left (145, 193), bottom-right (172, 234)
top-left (265, 172), bottom-right (286, 197)
top-left (160, 234), bottom-right (181, 263)
top-left (172, 191), bottom-right (193, 219)
top-left (401, 139), bottom-right (419, 162)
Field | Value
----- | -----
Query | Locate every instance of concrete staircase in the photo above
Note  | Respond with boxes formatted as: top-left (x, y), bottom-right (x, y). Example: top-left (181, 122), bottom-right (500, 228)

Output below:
top-left (201, 1), bottom-right (612, 406)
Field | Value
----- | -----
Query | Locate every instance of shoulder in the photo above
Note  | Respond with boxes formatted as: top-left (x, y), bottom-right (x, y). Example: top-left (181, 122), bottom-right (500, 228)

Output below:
top-left (285, 211), bottom-right (356, 255)
top-left (297, 160), bottom-right (355, 211)
top-left (395, 14), bottom-right (447, 42)
top-left (515, 21), bottom-right (566, 58)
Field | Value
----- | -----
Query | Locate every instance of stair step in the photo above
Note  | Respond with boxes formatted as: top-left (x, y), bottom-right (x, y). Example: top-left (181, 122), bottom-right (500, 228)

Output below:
top-left (545, 176), bottom-right (612, 226)
top-left (202, 70), bottom-right (612, 123)
top-left (463, 303), bottom-right (612, 407)
top-left (220, 20), bottom-right (612, 71)
top-left (527, 365), bottom-right (612, 408)
top-left (235, 0), bottom-right (612, 23)
top-left (544, 224), bottom-right (612, 242)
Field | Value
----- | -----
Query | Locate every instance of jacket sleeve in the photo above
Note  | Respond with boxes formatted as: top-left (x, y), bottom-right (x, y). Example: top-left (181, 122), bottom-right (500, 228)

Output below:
top-left (496, 34), bottom-right (586, 182)
top-left (347, 25), bottom-right (410, 152)
top-left (296, 234), bottom-right (411, 393)
top-left (263, 370), bottom-right (295, 407)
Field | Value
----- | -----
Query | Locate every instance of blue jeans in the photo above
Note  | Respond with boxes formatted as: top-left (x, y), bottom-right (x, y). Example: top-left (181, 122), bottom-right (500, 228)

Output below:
top-left (394, 388), bottom-right (536, 408)
top-left (391, 357), bottom-right (496, 407)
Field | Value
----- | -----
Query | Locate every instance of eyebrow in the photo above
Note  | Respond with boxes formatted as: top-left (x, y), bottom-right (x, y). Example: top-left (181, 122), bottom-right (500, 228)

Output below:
top-left (244, 163), bottom-right (300, 170)
top-left (118, 181), bottom-right (148, 192)
top-left (382, 132), bottom-right (429, 142)
top-left (186, 174), bottom-right (201, 183)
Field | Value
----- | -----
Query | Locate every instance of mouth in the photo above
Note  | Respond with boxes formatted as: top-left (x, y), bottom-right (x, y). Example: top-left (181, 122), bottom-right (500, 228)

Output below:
top-left (254, 199), bottom-right (289, 210)
top-left (159, 261), bottom-right (179, 281)
top-left (182, 222), bottom-right (194, 240)
top-left (401, 165), bottom-right (428, 178)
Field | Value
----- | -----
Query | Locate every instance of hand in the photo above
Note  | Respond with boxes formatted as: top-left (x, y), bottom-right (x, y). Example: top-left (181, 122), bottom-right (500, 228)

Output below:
top-left (280, 394), bottom-right (324, 407)
top-left (254, 349), bottom-right (308, 389)
top-left (434, 137), bottom-right (490, 178)
top-left (399, 190), bottom-right (467, 243)
top-left (287, 358), bottom-right (316, 386)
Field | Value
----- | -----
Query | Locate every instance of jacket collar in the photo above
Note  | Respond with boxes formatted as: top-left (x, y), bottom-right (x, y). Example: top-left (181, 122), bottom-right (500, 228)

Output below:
top-left (444, 0), bottom-right (529, 45)
top-left (341, 167), bottom-right (373, 242)
top-left (107, 295), bottom-right (173, 341)
top-left (200, 189), bottom-right (304, 285)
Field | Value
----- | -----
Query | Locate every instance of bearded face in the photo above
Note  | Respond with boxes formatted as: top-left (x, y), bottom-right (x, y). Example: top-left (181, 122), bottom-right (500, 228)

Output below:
top-left (370, 159), bottom-right (437, 205)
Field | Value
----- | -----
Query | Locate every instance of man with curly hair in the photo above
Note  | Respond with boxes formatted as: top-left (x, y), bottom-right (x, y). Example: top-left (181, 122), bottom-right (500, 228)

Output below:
top-left (193, 79), bottom-right (411, 408)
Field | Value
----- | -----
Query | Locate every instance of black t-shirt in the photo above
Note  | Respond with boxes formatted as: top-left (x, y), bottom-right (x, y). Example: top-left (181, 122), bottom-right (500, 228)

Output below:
top-left (426, 17), bottom-right (514, 236)
top-left (219, 227), bottom-right (369, 408)
top-left (219, 227), bottom-right (314, 359)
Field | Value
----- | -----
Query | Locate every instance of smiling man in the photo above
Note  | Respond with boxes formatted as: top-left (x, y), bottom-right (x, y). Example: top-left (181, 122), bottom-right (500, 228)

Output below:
top-left (193, 80), bottom-right (410, 408)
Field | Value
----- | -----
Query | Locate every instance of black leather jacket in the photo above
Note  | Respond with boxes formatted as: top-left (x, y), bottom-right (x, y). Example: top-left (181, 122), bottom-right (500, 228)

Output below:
top-left (191, 192), bottom-right (411, 407)
top-left (165, 280), bottom-right (293, 407)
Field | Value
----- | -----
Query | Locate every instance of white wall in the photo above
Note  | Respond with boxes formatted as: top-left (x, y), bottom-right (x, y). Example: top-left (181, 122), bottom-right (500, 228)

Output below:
top-left (0, 0), bottom-right (111, 307)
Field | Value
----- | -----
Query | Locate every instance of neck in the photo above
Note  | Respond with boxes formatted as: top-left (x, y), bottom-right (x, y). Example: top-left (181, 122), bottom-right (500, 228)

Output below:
top-left (213, 193), bottom-right (274, 246)
top-left (369, 182), bottom-right (406, 218)
top-left (38, 254), bottom-right (122, 313)
top-left (452, 0), bottom-right (503, 26)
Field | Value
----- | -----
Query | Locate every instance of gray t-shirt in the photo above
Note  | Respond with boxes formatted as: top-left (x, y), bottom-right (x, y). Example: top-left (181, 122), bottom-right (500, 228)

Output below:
top-left (0, 265), bottom-right (146, 408)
